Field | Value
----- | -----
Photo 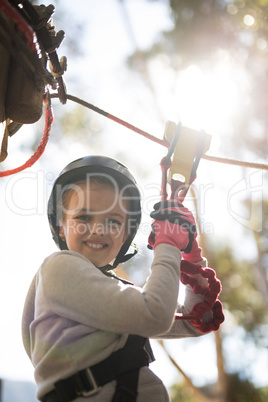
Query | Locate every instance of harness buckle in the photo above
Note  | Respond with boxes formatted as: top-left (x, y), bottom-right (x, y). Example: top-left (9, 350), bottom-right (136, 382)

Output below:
top-left (78, 368), bottom-right (102, 397)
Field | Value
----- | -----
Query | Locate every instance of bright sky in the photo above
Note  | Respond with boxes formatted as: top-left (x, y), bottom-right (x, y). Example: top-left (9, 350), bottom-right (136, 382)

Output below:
top-left (0, 0), bottom-right (267, 395)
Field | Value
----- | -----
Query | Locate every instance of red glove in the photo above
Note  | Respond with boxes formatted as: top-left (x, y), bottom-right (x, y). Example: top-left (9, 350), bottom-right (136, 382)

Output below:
top-left (182, 239), bottom-right (202, 263)
top-left (148, 200), bottom-right (196, 252)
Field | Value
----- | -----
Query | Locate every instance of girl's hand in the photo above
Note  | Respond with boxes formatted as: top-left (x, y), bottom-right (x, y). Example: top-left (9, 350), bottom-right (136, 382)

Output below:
top-left (148, 200), bottom-right (196, 252)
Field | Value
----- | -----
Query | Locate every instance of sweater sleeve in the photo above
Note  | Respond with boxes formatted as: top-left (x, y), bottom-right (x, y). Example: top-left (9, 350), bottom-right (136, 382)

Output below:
top-left (153, 259), bottom-right (211, 338)
top-left (21, 275), bottom-right (37, 358)
top-left (40, 244), bottom-right (181, 338)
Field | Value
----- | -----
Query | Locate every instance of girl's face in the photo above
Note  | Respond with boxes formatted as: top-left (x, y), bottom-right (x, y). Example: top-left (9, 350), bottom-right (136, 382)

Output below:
top-left (60, 181), bottom-right (128, 267)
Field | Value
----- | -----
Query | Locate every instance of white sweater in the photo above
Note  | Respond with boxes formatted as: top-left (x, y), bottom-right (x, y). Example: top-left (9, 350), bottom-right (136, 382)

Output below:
top-left (22, 244), bottom-right (205, 401)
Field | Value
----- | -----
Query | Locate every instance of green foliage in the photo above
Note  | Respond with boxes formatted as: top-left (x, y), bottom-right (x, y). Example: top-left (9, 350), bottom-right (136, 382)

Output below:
top-left (225, 373), bottom-right (268, 402)
top-left (170, 381), bottom-right (197, 402)
top-left (167, 0), bottom-right (235, 62)
top-left (210, 245), bottom-right (266, 333)
top-left (170, 374), bottom-right (268, 402)
top-left (167, 0), bottom-right (268, 59)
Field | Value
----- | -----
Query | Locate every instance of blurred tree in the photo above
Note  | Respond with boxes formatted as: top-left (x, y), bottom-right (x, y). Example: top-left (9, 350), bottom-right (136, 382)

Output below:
top-left (211, 246), bottom-right (266, 333)
top-left (122, 2), bottom-right (268, 399)
top-left (129, 0), bottom-right (268, 159)
top-left (252, 199), bottom-right (268, 310)
top-left (170, 373), bottom-right (268, 402)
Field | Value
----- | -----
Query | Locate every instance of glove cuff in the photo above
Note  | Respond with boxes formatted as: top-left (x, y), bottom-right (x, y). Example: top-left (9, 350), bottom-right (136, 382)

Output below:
top-left (182, 239), bottom-right (202, 262)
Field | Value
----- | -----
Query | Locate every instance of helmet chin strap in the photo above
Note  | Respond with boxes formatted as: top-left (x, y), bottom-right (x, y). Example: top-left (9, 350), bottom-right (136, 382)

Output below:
top-left (99, 242), bottom-right (139, 271)
top-left (98, 265), bottom-right (113, 273)
top-left (98, 266), bottom-right (135, 286)
top-left (112, 242), bottom-right (138, 269)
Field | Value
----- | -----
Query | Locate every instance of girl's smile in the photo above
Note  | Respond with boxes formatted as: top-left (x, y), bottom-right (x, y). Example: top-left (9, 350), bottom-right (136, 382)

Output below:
top-left (84, 241), bottom-right (107, 250)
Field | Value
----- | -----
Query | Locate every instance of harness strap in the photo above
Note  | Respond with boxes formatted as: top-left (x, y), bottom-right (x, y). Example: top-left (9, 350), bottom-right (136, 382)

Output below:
top-left (42, 335), bottom-right (151, 402)
top-left (111, 369), bottom-right (140, 402)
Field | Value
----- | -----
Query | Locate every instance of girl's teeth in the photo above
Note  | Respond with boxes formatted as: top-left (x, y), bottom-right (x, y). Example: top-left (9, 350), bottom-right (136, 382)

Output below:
top-left (88, 243), bottom-right (104, 249)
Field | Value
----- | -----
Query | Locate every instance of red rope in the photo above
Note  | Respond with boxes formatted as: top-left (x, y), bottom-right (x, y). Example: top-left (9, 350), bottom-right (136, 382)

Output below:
top-left (0, 100), bottom-right (53, 177)
top-left (50, 94), bottom-right (170, 148)
top-left (108, 113), bottom-right (168, 147)
top-left (0, 0), bottom-right (52, 177)
top-left (0, 0), bottom-right (38, 52)
top-left (175, 260), bottom-right (224, 332)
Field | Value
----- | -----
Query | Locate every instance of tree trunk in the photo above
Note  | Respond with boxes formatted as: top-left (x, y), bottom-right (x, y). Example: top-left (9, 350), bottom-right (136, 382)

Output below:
top-left (213, 330), bottom-right (228, 402)
top-left (158, 340), bottom-right (213, 402)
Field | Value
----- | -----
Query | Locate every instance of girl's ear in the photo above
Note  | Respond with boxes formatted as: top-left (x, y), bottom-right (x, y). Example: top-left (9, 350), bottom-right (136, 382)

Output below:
top-left (59, 222), bottom-right (66, 242)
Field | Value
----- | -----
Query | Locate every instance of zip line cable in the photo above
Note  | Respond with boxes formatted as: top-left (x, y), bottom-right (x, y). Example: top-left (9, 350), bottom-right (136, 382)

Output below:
top-left (1, 92), bottom-right (267, 178)
top-left (50, 93), bottom-right (268, 172)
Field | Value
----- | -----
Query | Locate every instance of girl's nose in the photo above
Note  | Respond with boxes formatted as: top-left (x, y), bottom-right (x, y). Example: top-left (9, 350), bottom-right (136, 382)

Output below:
top-left (89, 220), bottom-right (105, 236)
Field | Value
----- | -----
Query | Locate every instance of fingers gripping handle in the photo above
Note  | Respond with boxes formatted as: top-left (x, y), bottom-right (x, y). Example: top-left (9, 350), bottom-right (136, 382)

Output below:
top-left (148, 200), bottom-right (197, 253)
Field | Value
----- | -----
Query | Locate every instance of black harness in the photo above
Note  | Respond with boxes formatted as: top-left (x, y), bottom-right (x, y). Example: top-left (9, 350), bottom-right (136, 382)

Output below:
top-left (42, 273), bottom-right (155, 402)
top-left (42, 335), bottom-right (153, 402)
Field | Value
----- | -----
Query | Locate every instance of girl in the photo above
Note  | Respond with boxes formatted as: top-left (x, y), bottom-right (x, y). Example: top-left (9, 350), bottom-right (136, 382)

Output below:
top-left (22, 155), bottom-right (224, 402)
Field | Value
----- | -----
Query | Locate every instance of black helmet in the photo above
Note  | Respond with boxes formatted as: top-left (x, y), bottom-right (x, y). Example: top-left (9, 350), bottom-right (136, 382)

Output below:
top-left (47, 155), bottom-right (141, 268)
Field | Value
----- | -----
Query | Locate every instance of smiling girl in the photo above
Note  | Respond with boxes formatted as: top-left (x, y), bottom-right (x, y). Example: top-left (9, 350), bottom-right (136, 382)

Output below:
top-left (22, 155), bottom-right (223, 402)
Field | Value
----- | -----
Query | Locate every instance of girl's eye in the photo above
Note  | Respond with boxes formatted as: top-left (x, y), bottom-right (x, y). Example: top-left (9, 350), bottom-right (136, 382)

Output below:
top-left (75, 215), bottom-right (91, 221)
top-left (107, 219), bottom-right (122, 227)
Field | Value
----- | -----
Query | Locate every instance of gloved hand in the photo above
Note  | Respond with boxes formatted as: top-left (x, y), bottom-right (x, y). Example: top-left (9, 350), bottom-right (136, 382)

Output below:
top-left (148, 200), bottom-right (196, 252)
